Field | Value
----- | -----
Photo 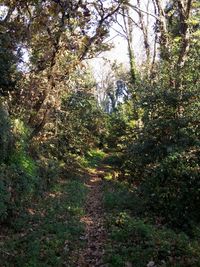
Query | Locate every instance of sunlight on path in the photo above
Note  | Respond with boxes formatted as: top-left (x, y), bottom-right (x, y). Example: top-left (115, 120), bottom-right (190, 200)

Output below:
top-left (78, 173), bottom-right (107, 267)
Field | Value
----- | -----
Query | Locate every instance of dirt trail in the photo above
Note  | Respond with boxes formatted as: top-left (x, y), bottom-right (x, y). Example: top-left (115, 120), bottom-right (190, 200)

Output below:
top-left (78, 170), bottom-right (107, 267)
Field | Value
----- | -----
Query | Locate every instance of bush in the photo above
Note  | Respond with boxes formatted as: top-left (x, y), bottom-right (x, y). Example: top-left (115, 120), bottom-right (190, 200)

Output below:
top-left (38, 159), bottom-right (60, 190)
top-left (0, 119), bottom-right (39, 223)
top-left (57, 91), bottom-right (108, 155)
top-left (0, 103), bottom-right (12, 163)
top-left (0, 164), bottom-right (39, 222)
top-left (106, 214), bottom-right (200, 267)
top-left (103, 181), bottom-right (143, 213)
top-left (141, 149), bottom-right (200, 226)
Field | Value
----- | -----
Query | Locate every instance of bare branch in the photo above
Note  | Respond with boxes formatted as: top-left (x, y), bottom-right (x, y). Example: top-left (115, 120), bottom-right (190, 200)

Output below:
top-left (118, 11), bottom-right (142, 29)
top-left (125, 2), bottom-right (160, 21)
top-left (79, 3), bottom-right (122, 60)
top-left (111, 25), bottom-right (128, 40)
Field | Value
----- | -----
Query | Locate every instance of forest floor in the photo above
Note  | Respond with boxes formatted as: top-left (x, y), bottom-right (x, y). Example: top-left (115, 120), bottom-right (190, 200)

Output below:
top-left (0, 149), bottom-right (112, 267)
top-left (75, 149), bottom-right (115, 267)
top-left (77, 167), bottom-right (107, 266)
top-left (1, 149), bottom-right (200, 267)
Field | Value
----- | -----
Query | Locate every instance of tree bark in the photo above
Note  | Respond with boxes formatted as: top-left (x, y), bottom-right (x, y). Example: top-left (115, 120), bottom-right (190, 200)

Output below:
top-left (137, 0), bottom-right (150, 66)
top-left (154, 0), bottom-right (170, 60)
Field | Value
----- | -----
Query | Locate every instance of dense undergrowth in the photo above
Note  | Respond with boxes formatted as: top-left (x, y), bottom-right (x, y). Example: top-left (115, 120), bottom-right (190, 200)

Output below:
top-left (102, 172), bottom-right (200, 267)
top-left (0, 98), bottom-right (104, 266)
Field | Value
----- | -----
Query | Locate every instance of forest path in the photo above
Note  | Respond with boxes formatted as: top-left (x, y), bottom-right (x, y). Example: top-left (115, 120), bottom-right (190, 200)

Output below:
top-left (77, 166), bottom-right (107, 267)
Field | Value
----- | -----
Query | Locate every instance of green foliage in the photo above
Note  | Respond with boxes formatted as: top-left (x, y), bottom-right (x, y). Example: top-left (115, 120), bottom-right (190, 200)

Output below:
top-left (103, 152), bottom-right (123, 168)
top-left (80, 149), bottom-right (106, 168)
top-left (56, 91), bottom-right (108, 157)
top-left (1, 178), bottom-right (88, 267)
top-left (10, 119), bottom-right (38, 184)
top-left (142, 149), bottom-right (200, 226)
top-left (107, 101), bottom-right (136, 149)
top-left (0, 168), bottom-right (11, 221)
top-left (0, 1), bottom-right (199, 267)
top-left (0, 31), bottom-right (19, 95)
top-left (106, 215), bottom-right (200, 267)
top-left (38, 159), bottom-right (61, 190)
top-left (103, 181), bottom-right (143, 213)
top-left (123, 48), bottom-right (200, 226)
top-left (0, 102), bottom-right (12, 163)
top-left (103, 175), bottom-right (200, 267)
top-left (0, 164), bottom-right (38, 222)
top-left (0, 118), bottom-right (39, 222)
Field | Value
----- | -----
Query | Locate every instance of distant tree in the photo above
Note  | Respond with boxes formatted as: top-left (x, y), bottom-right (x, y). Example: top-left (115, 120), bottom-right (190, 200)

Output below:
top-left (96, 61), bottom-right (130, 113)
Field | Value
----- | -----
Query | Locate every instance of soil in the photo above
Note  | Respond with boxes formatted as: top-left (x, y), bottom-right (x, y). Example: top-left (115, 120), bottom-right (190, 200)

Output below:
top-left (78, 169), bottom-right (107, 267)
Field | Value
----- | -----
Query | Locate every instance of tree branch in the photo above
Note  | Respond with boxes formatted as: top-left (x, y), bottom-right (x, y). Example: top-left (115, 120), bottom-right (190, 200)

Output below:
top-left (79, 3), bottom-right (122, 60)
top-left (125, 2), bottom-right (160, 21)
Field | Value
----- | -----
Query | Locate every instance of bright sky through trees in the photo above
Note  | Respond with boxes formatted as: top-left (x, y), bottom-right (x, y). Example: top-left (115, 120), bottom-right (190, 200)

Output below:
top-left (90, 0), bottom-right (159, 78)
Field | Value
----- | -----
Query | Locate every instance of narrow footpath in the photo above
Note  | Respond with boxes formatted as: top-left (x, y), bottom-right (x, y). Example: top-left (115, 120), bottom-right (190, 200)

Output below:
top-left (78, 169), bottom-right (107, 267)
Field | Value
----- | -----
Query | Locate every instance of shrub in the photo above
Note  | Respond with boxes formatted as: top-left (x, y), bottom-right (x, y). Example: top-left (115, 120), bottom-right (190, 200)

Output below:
top-left (0, 164), bottom-right (38, 222)
top-left (141, 149), bottom-right (200, 226)
top-left (106, 215), bottom-right (200, 267)
top-left (0, 103), bottom-right (12, 163)
top-left (0, 119), bottom-right (39, 223)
